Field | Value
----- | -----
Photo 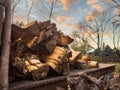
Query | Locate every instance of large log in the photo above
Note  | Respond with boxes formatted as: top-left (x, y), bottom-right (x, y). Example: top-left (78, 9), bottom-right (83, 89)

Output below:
top-left (57, 33), bottom-right (74, 46)
top-left (69, 51), bottom-right (82, 65)
top-left (24, 54), bottom-right (49, 80)
top-left (11, 21), bottom-right (40, 43)
top-left (11, 21), bottom-right (60, 52)
top-left (39, 20), bottom-right (50, 29)
top-left (73, 61), bottom-right (87, 70)
top-left (31, 31), bottom-right (60, 55)
top-left (10, 53), bottom-right (49, 80)
top-left (35, 23), bottom-right (58, 44)
top-left (40, 46), bottom-right (69, 75)
top-left (87, 61), bottom-right (99, 68)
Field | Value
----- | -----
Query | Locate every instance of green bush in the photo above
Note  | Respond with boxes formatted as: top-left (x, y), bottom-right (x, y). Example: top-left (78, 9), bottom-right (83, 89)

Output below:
top-left (115, 63), bottom-right (120, 74)
top-left (93, 56), bottom-right (100, 61)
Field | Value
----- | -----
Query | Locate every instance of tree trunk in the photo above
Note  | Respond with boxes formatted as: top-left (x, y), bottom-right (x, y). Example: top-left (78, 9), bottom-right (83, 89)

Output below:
top-left (0, 0), bottom-right (11, 90)
top-left (0, 5), bottom-right (3, 47)
top-left (27, 1), bottom-right (33, 24)
top-left (49, 0), bottom-right (54, 22)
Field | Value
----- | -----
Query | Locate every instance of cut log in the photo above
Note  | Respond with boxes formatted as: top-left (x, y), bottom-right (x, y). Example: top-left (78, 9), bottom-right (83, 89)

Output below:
top-left (69, 51), bottom-right (82, 65)
top-left (57, 33), bottom-right (74, 46)
top-left (73, 61), bottom-right (87, 70)
top-left (63, 46), bottom-right (72, 58)
top-left (31, 31), bottom-right (60, 55)
top-left (10, 53), bottom-right (49, 80)
top-left (39, 20), bottom-right (50, 29)
top-left (80, 54), bottom-right (89, 61)
top-left (11, 24), bottom-right (38, 47)
top-left (80, 53), bottom-right (95, 61)
top-left (40, 46), bottom-right (69, 75)
top-left (87, 61), bottom-right (99, 68)
top-left (10, 39), bottom-right (28, 65)
top-left (68, 73), bottom-right (100, 90)
top-left (11, 21), bottom-right (59, 51)
top-left (35, 23), bottom-right (58, 44)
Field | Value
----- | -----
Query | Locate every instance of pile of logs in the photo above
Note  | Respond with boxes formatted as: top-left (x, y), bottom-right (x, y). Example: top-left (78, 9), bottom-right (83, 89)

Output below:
top-left (10, 21), bottom-right (74, 81)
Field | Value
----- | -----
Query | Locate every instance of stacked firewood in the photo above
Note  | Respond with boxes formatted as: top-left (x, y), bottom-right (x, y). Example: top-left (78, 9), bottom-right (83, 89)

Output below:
top-left (10, 21), bottom-right (74, 81)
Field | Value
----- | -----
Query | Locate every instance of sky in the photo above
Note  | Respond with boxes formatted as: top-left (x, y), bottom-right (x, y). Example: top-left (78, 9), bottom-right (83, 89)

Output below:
top-left (13, 0), bottom-right (120, 48)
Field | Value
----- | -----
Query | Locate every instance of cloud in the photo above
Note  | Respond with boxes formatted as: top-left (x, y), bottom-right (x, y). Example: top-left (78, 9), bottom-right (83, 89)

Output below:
top-left (64, 23), bottom-right (80, 29)
top-left (87, 0), bottom-right (103, 12)
top-left (91, 4), bottom-right (103, 12)
top-left (87, 0), bottom-right (98, 5)
top-left (60, 0), bottom-right (74, 11)
top-left (85, 15), bottom-right (94, 21)
top-left (55, 15), bottom-right (73, 23)
top-left (85, 10), bottom-right (101, 21)
top-left (103, 33), bottom-right (112, 37)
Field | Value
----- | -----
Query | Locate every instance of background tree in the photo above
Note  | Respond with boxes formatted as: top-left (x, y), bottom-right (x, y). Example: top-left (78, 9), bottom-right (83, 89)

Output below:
top-left (27, 0), bottom-right (34, 23)
top-left (72, 10), bottom-right (114, 60)
top-left (12, 0), bottom-right (22, 23)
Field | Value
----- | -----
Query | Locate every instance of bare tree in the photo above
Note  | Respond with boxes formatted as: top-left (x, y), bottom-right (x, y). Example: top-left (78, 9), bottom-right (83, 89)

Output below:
top-left (12, 0), bottom-right (21, 23)
top-left (27, 1), bottom-right (34, 23)
top-left (112, 0), bottom-right (120, 8)
top-left (73, 11), bottom-right (115, 58)
top-left (35, 0), bottom-right (64, 22)
top-left (79, 13), bottom-right (110, 50)
top-left (112, 19), bottom-right (120, 51)
top-left (72, 23), bottom-right (94, 51)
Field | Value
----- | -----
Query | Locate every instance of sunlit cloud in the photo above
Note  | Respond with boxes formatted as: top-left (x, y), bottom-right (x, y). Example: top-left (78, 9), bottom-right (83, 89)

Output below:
top-left (87, 0), bottom-right (103, 12)
top-left (55, 15), bottom-right (73, 23)
top-left (91, 4), bottom-right (103, 12)
top-left (103, 33), bottom-right (112, 37)
top-left (64, 23), bottom-right (80, 29)
top-left (85, 15), bottom-right (94, 21)
top-left (87, 0), bottom-right (98, 5)
top-left (85, 10), bottom-right (101, 21)
top-left (60, 0), bottom-right (75, 11)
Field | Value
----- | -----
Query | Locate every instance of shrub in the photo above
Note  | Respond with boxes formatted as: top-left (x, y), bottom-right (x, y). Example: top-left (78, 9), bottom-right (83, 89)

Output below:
top-left (93, 56), bottom-right (100, 61)
top-left (115, 63), bottom-right (120, 74)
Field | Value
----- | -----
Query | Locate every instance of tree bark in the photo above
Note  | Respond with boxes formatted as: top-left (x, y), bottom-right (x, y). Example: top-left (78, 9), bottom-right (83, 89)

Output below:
top-left (0, 0), bottom-right (11, 90)
top-left (0, 5), bottom-right (3, 47)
